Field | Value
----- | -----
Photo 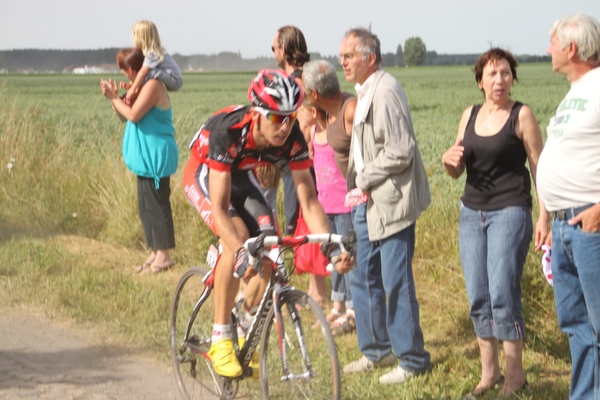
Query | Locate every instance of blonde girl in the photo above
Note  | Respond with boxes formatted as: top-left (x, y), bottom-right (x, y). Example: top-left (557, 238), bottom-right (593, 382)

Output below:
top-left (126, 20), bottom-right (182, 103)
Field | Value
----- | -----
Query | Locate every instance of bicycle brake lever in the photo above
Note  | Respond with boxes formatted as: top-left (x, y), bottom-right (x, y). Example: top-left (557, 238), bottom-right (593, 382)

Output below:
top-left (247, 233), bottom-right (266, 278)
top-left (247, 233), bottom-right (266, 258)
top-left (341, 229), bottom-right (357, 257)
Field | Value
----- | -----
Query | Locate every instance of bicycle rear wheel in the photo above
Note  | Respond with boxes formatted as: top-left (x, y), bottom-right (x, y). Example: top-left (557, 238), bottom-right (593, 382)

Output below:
top-left (259, 289), bottom-right (340, 400)
top-left (170, 266), bottom-right (228, 400)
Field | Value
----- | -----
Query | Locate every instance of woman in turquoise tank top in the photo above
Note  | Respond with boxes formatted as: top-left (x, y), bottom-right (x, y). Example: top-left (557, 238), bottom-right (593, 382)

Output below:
top-left (100, 48), bottom-right (178, 274)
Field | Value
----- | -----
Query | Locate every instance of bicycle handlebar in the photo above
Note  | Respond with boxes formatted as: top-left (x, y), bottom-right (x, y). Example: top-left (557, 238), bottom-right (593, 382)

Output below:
top-left (243, 233), bottom-right (345, 249)
top-left (242, 232), bottom-right (356, 271)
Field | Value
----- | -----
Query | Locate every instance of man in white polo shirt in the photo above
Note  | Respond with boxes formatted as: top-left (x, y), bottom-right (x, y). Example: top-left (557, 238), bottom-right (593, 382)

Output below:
top-left (537, 13), bottom-right (600, 400)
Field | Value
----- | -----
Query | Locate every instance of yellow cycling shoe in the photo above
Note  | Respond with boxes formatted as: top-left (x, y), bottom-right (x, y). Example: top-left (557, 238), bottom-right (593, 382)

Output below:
top-left (238, 338), bottom-right (260, 380)
top-left (208, 339), bottom-right (242, 378)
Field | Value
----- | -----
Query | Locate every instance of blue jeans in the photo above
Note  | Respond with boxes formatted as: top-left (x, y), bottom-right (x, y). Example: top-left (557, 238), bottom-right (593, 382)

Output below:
top-left (327, 213), bottom-right (353, 309)
top-left (459, 205), bottom-right (532, 340)
top-left (552, 215), bottom-right (600, 400)
top-left (350, 203), bottom-right (430, 372)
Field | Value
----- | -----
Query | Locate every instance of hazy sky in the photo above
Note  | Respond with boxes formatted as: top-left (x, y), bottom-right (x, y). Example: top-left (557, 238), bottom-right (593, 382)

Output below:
top-left (1, 0), bottom-right (599, 57)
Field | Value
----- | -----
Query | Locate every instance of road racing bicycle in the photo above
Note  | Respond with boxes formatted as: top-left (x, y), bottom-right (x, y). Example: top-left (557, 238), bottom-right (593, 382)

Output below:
top-left (169, 232), bottom-right (355, 400)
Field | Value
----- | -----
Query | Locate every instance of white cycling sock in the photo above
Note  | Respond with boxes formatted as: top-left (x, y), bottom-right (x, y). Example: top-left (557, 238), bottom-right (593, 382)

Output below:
top-left (236, 307), bottom-right (258, 338)
top-left (212, 323), bottom-right (232, 344)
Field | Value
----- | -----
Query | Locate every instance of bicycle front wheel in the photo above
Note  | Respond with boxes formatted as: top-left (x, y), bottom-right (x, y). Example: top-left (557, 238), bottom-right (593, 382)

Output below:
top-left (170, 266), bottom-right (222, 400)
top-left (259, 289), bottom-right (340, 400)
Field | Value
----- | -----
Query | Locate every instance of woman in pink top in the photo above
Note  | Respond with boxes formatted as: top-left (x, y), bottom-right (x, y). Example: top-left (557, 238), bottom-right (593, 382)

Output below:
top-left (309, 103), bottom-right (355, 336)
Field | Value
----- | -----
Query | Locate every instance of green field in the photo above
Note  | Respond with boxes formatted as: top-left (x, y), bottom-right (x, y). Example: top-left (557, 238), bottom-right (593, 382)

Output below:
top-left (0, 65), bottom-right (572, 399)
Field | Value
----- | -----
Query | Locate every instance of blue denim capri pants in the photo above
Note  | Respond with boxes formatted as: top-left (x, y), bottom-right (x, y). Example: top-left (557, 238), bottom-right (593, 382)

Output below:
top-left (459, 204), bottom-right (532, 341)
top-left (327, 213), bottom-right (353, 309)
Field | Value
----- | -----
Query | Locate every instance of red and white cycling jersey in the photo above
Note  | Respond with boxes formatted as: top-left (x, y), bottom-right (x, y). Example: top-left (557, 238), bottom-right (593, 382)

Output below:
top-left (188, 105), bottom-right (310, 172)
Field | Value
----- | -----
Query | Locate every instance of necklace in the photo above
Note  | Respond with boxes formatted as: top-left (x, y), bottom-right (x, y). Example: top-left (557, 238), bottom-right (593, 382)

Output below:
top-left (481, 101), bottom-right (512, 129)
top-left (482, 108), bottom-right (496, 129)
top-left (482, 116), bottom-right (494, 128)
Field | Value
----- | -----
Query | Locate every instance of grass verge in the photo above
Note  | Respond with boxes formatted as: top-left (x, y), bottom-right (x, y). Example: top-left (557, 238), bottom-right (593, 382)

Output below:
top-left (0, 230), bottom-right (571, 399)
top-left (0, 67), bottom-right (573, 398)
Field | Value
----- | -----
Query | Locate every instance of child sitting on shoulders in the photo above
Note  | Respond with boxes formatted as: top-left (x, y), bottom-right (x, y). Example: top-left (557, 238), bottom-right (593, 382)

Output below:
top-left (125, 20), bottom-right (183, 104)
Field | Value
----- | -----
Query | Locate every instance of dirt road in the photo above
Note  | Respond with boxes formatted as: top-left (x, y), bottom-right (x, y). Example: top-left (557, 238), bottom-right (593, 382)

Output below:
top-left (0, 308), bottom-right (180, 400)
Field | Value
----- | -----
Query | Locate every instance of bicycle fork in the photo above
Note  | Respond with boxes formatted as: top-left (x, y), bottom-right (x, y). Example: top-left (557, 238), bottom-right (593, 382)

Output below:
top-left (275, 286), bottom-right (314, 382)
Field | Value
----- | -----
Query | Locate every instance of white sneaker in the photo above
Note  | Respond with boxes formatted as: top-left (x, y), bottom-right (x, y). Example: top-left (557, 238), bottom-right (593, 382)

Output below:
top-left (378, 365), bottom-right (414, 384)
top-left (343, 353), bottom-right (397, 374)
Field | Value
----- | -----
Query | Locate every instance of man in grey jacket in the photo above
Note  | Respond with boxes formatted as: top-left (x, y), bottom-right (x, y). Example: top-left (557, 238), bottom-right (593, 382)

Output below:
top-left (339, 27), bottom-right (432, 384)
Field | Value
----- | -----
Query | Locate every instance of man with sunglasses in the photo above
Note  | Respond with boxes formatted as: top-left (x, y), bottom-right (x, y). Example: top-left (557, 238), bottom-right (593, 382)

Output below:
top-left (272, 25), bottom-right (309, 93)
top-left (271, 25), bottom-right (310, 235)
top-left (271, 26), bottom-right (330, 307)
top-left (183, 69), bottom-right (353, 378)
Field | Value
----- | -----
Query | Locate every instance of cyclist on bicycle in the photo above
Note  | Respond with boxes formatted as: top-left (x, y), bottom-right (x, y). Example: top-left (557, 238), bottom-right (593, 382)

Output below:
top-left (183, 69), bottom-right (353, 378)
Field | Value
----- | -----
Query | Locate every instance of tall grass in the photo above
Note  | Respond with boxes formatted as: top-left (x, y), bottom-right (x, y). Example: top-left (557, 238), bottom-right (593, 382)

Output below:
top-left (0, 66), bottom-right (573, 399)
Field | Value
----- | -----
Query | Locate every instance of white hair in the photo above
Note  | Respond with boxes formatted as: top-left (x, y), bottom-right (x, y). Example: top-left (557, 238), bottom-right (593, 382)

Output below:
top-left (550, 13), bottom-right (600, 63)
top-left (303, 60), bottom-right (340, 98)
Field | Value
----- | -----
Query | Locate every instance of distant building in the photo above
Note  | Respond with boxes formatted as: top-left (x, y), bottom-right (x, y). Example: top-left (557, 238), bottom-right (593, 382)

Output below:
top-left (99, 63), bottom-right (118, 73)
top-left (71, 64), bottom-right (118, 74)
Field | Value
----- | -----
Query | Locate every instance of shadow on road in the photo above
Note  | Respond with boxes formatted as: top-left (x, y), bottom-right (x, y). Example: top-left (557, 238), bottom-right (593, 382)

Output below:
top-left (0, 345), bottom-right (141, 388)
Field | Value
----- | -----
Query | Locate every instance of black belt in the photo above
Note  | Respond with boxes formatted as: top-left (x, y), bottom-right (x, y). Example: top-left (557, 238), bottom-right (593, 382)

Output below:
top-left (554, 204), bottom-right (594, 221)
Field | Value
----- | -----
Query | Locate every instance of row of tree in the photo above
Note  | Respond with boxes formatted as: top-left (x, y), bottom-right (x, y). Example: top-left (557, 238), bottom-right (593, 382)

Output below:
top-left (0, 49), bottom-right (122, 72)
top-left (0, 39), bottom-right (549, 73)
top-left (396, 37), bottom-right (550, 66)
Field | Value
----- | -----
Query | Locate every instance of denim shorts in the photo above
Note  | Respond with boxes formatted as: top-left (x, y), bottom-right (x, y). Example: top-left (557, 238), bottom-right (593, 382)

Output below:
top-left (459, 204), bottom-right (532, 340)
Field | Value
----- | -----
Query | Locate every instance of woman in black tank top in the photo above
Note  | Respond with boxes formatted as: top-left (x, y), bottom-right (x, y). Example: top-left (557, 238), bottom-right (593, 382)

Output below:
top-left (441, 48), bottom-right (548, 397)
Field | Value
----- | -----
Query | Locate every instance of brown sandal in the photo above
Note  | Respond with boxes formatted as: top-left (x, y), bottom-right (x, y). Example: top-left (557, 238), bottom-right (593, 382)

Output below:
top-left (149, 262), bottom-right (175, 274)
top-left (134, 263), bottom-right (151, 273)
top-left (331, 315), bottom-right (356, 336)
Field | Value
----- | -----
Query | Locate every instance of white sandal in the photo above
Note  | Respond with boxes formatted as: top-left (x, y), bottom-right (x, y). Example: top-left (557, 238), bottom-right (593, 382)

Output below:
top-left (326, 309), bottom-right (344, 324)
top-left (313, 309), bottom-right (343, 328)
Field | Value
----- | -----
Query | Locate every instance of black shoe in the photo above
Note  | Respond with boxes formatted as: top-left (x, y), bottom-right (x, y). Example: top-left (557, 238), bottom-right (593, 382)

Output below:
top-left (463, 375), bottom-right (505, 399)
top-left (515, 379), bottom-right (530, 395)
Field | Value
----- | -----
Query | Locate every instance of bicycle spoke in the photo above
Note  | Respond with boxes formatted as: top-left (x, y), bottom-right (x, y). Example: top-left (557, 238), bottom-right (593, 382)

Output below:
top-left (170, 267), bottom-right (226, 400)
top-left (260, 290), bottom-right (340, 400)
